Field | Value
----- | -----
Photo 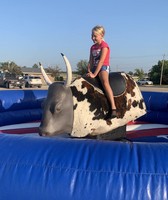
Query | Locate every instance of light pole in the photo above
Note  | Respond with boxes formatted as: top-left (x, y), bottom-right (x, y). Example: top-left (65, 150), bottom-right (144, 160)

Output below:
top-left (7, 61), bottom-right (11, 72)
top-left (160, 54), bottom-right (165, 85)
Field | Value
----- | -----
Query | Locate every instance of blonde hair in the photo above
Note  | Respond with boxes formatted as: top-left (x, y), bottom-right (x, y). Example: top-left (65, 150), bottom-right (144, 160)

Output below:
top-left (92, 25), bottom-right (105, 37)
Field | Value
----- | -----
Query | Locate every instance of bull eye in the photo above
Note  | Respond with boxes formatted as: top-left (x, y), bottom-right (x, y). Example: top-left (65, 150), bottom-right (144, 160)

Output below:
top-left (56, 107), bottom-right (61, 113)
top-left (49, 102), bottom-right (62, 114)
top-left (55, 103), bottom-right (62, 113)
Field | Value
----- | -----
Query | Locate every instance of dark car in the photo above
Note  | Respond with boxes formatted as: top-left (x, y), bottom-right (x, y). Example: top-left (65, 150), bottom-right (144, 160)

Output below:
top-left (0, 71), bottom-right (24, 89)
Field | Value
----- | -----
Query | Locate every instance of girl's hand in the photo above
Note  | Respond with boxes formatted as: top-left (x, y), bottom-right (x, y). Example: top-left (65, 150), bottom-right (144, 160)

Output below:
top-left (86, 72), bottom-right (96, 78)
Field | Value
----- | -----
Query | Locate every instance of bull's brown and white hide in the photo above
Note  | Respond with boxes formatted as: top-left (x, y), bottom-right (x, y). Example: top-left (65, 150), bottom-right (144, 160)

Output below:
top-left (70, 73), bottom-right (146, 137)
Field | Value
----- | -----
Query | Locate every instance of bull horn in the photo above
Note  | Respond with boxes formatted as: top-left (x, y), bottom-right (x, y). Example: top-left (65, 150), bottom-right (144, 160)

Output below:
top-left (39, 62), bottom-right (52, 85)
top-left (61, 53), bottom-right (72, 87)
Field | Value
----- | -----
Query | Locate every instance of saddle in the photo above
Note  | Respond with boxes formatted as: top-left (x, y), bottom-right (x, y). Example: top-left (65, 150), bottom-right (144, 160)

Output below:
top-left (83, 72), bottom-right (126, 97)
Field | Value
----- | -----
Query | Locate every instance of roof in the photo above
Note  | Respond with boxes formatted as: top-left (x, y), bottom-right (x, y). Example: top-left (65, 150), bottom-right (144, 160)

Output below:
top-left (21, 67), bottom-right (41, 73)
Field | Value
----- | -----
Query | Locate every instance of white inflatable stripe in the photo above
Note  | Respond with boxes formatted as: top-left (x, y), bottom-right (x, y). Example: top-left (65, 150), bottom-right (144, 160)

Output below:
top-left (1, 122), bottom-right (168, 133)
top-left (127, 124), bottom-right (168, 132)
top-left (0, 122), bottom-right (40, 130)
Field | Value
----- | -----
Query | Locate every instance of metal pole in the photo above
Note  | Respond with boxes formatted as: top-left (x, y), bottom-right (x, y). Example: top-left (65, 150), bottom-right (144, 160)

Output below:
top-left (160, 54), bottom-right (165, 85)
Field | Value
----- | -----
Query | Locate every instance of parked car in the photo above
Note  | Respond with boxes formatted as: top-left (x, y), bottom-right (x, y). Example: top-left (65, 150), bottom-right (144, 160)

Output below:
top-left (24, 75), bottom-right (42, 88)
top-left (0, 71), bottom-right (24, 89)
top-left (137, 79), bottom-right (153, 86)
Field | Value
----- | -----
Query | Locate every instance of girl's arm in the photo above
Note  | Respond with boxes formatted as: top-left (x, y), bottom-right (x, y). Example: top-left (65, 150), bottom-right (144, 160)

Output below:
top-left (87, 51), bottom-right (93, 72)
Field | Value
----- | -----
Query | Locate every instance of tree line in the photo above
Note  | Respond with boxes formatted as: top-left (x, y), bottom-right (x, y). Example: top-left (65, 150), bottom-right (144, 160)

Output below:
top-left (0, 59), bottom-right (168, 85)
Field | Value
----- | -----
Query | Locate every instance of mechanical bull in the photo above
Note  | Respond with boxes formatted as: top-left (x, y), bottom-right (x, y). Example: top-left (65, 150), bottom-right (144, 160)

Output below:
top-left (39, 54), bottom-right (146, 139)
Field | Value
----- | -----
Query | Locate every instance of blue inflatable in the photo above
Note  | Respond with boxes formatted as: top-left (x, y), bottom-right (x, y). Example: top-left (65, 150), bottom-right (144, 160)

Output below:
top-left (140, 91), bottom-right (168, 124)
top-left (0, 90), bottom-right (47, 126)
top-left (0, 90), bottom-right (167, 200)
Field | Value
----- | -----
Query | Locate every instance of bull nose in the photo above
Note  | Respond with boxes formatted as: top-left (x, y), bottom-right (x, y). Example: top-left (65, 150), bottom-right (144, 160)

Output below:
top-left (38, 127), bottom-right (46, 136)
top-left (38, 127), bottom-right (43, 136)
top-left (38, 127), bottom-right (50, 137)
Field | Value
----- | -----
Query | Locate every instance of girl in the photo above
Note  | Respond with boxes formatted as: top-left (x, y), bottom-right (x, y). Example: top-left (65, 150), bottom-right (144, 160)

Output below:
top-left (86, 25), bottom-right (117, 120)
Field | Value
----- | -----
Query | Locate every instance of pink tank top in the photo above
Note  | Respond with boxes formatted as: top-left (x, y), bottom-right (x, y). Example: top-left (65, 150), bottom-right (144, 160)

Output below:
top-left (90, 40), bottom-right (110, 67)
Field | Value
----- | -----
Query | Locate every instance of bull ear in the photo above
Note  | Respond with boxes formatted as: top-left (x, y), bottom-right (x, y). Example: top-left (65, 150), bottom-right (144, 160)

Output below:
top-left (39, 62), bottom-right (52, 85)
top-left (61, 53), bottom-right (72, 87)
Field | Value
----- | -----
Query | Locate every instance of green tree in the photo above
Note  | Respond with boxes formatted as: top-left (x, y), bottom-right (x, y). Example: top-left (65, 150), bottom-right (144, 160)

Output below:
top-left (76, 60), bottom-right (88, 75)
top-left (46, 65), bottom-right (61, 80)
top-left (134, 68), bottom-right (145, 80)
top-left (128, 71), bottom-right (133, 76)
top-left (32, 63), bottom-right (38, 68)
top-left (0, 61), bottom-right (22, 75)
top-left (149, 60), bottom-right (168, 84)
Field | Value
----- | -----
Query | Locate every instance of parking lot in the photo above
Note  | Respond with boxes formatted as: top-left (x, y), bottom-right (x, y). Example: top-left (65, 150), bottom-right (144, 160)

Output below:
top-left (139, 85), bottom-right (168, 92)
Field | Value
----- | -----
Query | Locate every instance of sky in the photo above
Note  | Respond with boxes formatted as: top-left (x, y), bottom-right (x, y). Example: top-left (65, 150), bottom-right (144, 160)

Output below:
top-left (0, 0), bottom-right (168, 73)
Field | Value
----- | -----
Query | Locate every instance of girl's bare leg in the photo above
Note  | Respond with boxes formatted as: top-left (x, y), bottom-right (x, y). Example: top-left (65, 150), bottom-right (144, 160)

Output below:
top-left (99, 71), bottom-right (117, 118)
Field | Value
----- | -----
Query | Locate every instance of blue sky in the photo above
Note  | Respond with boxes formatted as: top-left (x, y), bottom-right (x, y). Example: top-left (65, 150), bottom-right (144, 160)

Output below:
top-left (0, 0), bottom-right (168, 73)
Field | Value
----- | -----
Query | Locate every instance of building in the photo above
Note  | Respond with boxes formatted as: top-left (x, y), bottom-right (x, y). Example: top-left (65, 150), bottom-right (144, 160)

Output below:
top-left (21, 67), bottom-right (78, 85)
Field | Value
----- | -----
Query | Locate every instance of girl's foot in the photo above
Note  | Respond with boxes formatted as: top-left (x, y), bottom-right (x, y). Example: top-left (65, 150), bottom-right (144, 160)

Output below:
top-left (105, 109), bottom-right (117, 120)
top-left (110, 109), bottom-right (117, 119)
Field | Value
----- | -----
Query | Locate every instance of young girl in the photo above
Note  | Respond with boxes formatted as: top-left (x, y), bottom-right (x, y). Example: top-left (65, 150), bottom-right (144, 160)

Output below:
top-left (86, 25), bottom-right (117, 120)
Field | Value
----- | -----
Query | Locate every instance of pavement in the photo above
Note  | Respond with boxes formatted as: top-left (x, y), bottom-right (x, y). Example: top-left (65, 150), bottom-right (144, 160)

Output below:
top-left (139, 85), bottom-right (168, 92)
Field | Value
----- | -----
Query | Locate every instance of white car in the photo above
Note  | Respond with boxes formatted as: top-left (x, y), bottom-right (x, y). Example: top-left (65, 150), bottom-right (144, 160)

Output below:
top-left (24, 75), bottom-right (42, 88)
top-left (137, 79), bottom-right (153, 86)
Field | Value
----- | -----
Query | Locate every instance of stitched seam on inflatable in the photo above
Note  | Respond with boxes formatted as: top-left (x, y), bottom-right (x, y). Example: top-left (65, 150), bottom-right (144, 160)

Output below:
top-left (0, 162), bottom-right (168, 176)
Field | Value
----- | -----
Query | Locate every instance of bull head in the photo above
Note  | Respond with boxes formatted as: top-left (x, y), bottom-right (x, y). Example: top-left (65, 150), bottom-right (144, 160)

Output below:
top-left (39, 54), bottom-right (74, 136)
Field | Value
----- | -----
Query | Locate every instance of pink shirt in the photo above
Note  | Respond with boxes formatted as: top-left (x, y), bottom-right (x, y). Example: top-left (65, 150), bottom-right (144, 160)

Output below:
top-left (90, 40), bottom-right (110, 67)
